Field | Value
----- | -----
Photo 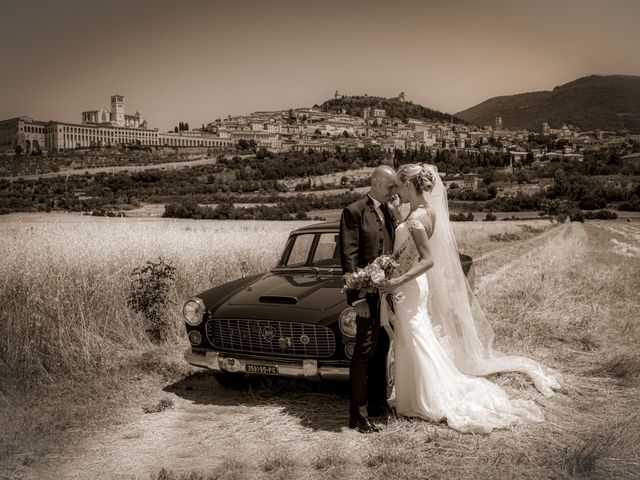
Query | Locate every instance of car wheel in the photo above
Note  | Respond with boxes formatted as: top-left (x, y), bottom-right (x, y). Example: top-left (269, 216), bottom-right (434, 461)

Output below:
top-left (213, 371), bottom-right (246, 388)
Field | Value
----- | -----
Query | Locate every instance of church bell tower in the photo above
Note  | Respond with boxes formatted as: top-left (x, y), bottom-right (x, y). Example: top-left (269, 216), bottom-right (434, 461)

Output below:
top-left (111, 95), bottom-right (125, 127)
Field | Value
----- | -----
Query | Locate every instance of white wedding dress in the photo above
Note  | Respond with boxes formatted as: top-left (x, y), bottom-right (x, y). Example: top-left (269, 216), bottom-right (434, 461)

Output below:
top-left (389, 212), bottom-right (549, 434)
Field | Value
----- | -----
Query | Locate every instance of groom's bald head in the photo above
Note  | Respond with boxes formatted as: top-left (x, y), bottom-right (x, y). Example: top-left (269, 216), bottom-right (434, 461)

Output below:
top-left (371, 165), bottom-right (396, 182)
top-left (369, 165), bottom-right (397, 203)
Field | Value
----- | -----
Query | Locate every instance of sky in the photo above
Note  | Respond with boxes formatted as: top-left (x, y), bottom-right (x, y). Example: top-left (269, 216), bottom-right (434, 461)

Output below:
top-left (1, 0), bottom-right (639, 132)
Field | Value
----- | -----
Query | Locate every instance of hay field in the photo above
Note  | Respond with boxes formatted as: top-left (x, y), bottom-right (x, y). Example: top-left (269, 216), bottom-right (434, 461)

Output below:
top-left (0, 214), bottom-right (307, 385)
top-left (0, 213), bottom-right (551, 385)
top-left (1, 214), bottom-right (639, 479)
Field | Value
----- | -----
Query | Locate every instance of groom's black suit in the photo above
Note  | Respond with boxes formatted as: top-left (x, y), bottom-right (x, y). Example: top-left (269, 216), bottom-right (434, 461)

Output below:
top-left (339, 194), bottom-right (395, 422)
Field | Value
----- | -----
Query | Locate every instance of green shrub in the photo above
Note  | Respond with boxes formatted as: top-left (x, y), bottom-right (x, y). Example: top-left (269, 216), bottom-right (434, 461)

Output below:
top-left (127, 259), bottom-right (177, 343)
top-left (584, 209), bottom-right (618, 220)
top-left (450, 212), bottom-right (475, 221)
top-left (579, 195), bottom-right (607, 210)
top-left (619, 198), bottom-right (640, 211)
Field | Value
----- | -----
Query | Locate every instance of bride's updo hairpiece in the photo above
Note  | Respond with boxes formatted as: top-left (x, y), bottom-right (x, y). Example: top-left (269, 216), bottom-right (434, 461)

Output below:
top-left (397, 163), bottom-right (437, 194)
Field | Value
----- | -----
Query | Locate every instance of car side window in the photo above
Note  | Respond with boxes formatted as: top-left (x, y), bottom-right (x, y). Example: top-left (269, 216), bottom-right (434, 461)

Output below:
top-left (313, 233), bottom-right (339, 266)
top-left (286, 234), bottom-right (314, 266)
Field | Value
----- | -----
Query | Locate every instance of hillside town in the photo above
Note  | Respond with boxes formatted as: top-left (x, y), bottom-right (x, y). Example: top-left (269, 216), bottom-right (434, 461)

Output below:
top-left (2, 93), bottom-right (640, 170)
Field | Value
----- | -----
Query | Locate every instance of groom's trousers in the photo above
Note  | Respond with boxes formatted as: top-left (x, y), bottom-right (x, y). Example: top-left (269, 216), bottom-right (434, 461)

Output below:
top-left (350, 293), bottom-right (390, 418)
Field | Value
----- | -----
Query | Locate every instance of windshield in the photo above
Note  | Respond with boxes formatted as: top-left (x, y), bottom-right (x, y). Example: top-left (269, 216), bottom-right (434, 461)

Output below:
top-left (278, 232), bottom-right (341, 269)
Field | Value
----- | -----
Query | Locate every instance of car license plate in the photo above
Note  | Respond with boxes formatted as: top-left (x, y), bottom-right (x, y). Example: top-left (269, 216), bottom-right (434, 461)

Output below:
top-left (246, 364), bottom-right (278, 375)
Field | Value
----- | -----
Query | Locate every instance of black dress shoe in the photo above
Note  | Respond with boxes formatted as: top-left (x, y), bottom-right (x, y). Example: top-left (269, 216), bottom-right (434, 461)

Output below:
top-left (349, 415), bottom-right (381, 433)
top-left (368, 405), bottom-right (392, 418)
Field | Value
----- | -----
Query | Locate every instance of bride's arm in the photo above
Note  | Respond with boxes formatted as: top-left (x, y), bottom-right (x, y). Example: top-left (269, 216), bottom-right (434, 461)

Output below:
top-left (386, 195), bottom-right (404, 223)
top-left (381, 218), bottom-right (434, 291)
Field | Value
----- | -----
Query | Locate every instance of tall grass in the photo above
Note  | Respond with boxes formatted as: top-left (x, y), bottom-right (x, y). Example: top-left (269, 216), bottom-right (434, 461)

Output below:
top-left (478, 222), bottom-right (640, 479)
top-left (0, 215), bottom-right (304, 387)
top-left (452, 219), bottom-right (553, 258)
top-left (0, 214), bottom-right (544, 388)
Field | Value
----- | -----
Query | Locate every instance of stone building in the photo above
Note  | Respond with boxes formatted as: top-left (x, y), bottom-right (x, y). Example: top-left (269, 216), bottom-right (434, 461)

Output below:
top-left (82, 95), bottom-right (147, 128)
top-left (0, 95), bottom-right (231, 152)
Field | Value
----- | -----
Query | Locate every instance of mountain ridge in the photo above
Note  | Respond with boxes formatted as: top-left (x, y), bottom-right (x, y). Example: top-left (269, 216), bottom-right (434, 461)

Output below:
top-left (455, 75), bottom-right (640, 133)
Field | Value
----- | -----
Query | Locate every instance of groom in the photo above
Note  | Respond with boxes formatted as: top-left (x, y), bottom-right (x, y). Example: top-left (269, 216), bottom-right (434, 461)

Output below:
top-left (339, 165), bottom-right (397, 433)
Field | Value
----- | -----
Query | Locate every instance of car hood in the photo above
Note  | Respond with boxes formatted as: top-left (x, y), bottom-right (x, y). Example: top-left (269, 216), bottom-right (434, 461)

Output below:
top-left (226, 271), bottom-right (345, 311)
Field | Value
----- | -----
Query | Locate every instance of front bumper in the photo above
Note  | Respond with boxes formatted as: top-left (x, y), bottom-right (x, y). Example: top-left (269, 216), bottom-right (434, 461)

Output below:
top-left (184, 347), bottom-right (349, 381)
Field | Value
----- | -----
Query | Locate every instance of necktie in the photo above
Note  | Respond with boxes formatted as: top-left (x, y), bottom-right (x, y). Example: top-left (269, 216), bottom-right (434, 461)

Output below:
top-left (379, 203), bottom-right (389, 226)
top-left (378, 203), bottom-right (392, 253)
top-left (373, 202), bottom-right (384, 224)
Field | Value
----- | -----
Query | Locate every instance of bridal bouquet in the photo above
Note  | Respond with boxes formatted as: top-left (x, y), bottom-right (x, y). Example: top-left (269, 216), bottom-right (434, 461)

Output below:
top-left (342, 254), bottom-right (399, 297)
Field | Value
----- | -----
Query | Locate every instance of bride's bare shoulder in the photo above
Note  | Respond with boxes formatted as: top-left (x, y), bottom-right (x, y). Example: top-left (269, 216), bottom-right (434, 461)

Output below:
top-left (406, 207), bottom-right (435, 237)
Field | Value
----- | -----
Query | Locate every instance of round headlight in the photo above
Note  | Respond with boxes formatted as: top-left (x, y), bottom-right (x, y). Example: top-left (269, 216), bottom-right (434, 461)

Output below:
top-left (344, 341), bottom-right (356, 359)
top-left (182, 298), bottom-right (205, 326)
top-left (339, 307), bottom-right (358, 338)
top-left (188, 330), bottom-right (202, 345)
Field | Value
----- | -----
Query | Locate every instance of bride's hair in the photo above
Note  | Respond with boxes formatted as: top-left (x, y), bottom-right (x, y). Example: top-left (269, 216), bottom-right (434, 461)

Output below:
top-left (397, 163), bottom-right (437, 194)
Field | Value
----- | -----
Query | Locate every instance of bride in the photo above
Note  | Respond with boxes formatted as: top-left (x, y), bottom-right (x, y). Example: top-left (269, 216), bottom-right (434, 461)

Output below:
top-left (380, 163), bottom-right (561, 434)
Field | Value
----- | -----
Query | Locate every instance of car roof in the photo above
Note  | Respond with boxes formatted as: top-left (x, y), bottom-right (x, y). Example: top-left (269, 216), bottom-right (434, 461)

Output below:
top-left (291, 221), bottom-right (339, 234)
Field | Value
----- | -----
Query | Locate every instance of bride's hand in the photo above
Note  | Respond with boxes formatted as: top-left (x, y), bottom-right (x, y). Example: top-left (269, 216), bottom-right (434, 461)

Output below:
top-left (379, 277), bottom-right (402, 294)
top-left (387, 195), bottom-right (403, 222)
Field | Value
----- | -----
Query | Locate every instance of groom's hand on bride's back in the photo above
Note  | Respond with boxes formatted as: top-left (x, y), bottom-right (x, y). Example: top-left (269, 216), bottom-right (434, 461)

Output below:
top-left (354, 301), bottom-right (370, 318)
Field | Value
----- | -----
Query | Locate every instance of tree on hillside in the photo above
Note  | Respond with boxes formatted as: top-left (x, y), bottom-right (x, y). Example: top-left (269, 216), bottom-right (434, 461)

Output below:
top-left (482, 171), bottom-right (496, 185)
top-left (175, 122), bottom-right (190, 132)
top-left (319, 95), bottom-right (466, 124)
top-left (525, 152), bottom-right (534, 166)
top-left (256, 147), bottom-right (270, 159)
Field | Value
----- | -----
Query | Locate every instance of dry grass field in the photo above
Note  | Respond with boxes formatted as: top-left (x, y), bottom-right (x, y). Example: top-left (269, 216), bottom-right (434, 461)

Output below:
top-left (1, 214), bottom-right (639, 480)
top-left (0, 214), bottom-right (304, 385)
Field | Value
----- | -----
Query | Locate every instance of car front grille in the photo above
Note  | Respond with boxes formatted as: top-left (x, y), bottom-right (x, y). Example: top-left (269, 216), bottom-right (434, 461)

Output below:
top-left (205, 318), bottom-right (336, 358)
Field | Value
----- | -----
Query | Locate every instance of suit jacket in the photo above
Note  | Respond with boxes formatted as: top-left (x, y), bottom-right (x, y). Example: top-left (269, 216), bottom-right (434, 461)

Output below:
top-left (339, 195), bottom-right (396, 306)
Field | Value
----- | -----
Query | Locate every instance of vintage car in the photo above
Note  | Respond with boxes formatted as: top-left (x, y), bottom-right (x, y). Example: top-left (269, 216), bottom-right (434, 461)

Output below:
top-left (182, 221), bottom-right (474, 385)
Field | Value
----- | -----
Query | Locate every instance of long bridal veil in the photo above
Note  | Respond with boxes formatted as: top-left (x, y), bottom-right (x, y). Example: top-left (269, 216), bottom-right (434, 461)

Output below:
top-left (424, 168), bottom-right (561, 396)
